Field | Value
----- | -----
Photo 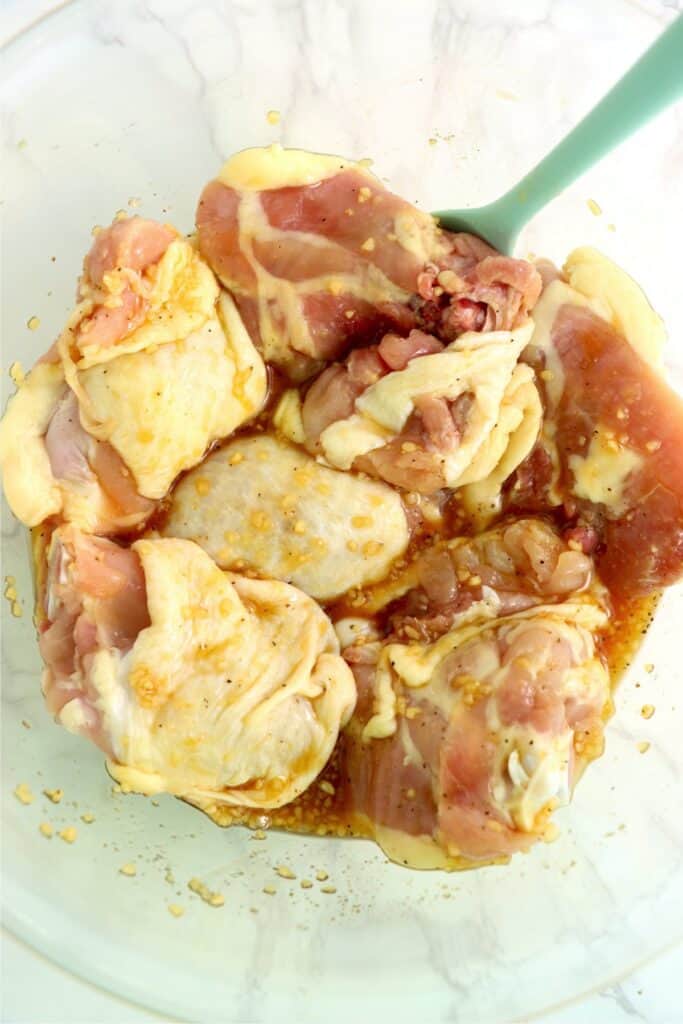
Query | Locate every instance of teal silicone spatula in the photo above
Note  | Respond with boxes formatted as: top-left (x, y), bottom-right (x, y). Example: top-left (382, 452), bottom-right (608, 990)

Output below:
top-left (434, 14), bottom-right (683, 253)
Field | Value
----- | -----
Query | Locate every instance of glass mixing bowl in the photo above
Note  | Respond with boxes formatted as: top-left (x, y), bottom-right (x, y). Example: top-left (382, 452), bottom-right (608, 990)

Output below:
top-left (2, 1), bottom-right (682, 1020)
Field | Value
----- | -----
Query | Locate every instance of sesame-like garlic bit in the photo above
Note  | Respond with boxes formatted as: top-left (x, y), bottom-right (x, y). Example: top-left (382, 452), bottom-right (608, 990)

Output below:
top-left (14, 783), bottom-right (34, 805)
top-left (9, 362), bottom-right (25, 385)
top-left (187, 877), bottom-right (224, 906)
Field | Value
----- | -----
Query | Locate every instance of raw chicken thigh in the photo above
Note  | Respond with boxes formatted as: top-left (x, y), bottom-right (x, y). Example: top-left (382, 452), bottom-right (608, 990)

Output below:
top-left (39, 527), bottom-right (356, 809)
top-left (337, 520), bottom-right (609, 866)
top-left (0, 216), bottom-right (267, 532)
top-left (3, 146), bottom-right (682, 874)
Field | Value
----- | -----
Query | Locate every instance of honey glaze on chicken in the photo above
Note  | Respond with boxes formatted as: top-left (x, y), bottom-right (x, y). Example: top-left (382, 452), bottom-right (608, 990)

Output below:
top-left (200, 536), bottom-right (659, 872)
top-left (188, 153), bottom-right (682, 867)
top-left (201, 590), bottom-right (658, 872)
top-left (6, 148), bottom-right (683, 873)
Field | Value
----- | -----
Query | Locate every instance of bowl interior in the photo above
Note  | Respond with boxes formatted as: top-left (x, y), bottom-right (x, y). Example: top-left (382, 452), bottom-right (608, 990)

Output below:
top-left (2, 2), bottom-right (682, 1021)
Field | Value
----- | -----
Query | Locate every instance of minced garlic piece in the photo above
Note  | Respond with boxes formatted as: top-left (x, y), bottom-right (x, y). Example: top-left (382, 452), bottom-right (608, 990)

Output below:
top-left (194, 477), bottom-right (211, 497)
top-left (362, 540), bottom-right (382, 557)
top-left (315, 870), bottom-right (329, 882)
top-left (27, 316), bottom-right (41, 331)
top-left (351, 515), bottom-right (373, 528)
top-left (81, 813), bottom-right (95, 824)
top-left (641, 704), bottom-right (655, 719)
top-left (59, 826), bottom-right (78, 843)
top-left (9, 362), bottom-right (25, 384)
top-left (587, 199), bottom-right (602, 216)
top-left (43, 788), bottom-right (63, 804)
top-left (263, 885), bottom-right (276, 895)
top-left (14, 783), bottom-right (34, 805)
top-left (275, 865), bottom-right (296, 880)
top-left (188, 877), bottom-right (224, 906)
top-left (5, 577), bottom-right (21, 619)
top-left (266, 110), bottom-right (281, 125)
top-left (360, 237), bottom-right (376, 252)
top-left (119, 862), bottom-right (137, 877)
top-left (39, 822), bottom-right (54, 839)
top-left (250, 510), bottom-right (271, 531)
top-left (168, 904), bottom-right (185, 917)
top-left (637, 741), bottom-right (650, 754)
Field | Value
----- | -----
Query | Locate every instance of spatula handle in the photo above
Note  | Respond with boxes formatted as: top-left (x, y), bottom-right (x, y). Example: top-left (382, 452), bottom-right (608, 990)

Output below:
top-left (504, 14), bottom-right (683, 220)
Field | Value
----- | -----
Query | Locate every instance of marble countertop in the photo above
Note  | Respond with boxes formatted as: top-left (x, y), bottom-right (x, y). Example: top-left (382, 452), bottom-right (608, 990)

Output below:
top-left (2, 924), bottom-right (683, 1023)
top-left (2, 926), bottom-right (680, 1024)
top-left (1, 1), bottom-right (682, 1022)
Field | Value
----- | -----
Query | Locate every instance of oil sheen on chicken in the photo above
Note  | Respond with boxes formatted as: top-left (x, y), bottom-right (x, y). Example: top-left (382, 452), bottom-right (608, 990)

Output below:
top-left (38, 527), bottom-right (356, 809)
top-left (336, 519), bottom-right (610, 867)
top-left (4, 148), bottom-right (683, 876)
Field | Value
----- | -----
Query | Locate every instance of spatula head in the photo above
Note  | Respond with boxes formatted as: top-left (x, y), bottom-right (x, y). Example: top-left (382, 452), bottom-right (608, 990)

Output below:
top-left (433, 203), bottom-right (519, 255)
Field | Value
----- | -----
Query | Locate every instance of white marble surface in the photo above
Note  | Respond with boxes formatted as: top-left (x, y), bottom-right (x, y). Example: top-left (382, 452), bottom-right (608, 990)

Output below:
top-left (1, 1), bottom-right (683, 1022)
top-left (3, 927), bottom-right (683, 1024)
